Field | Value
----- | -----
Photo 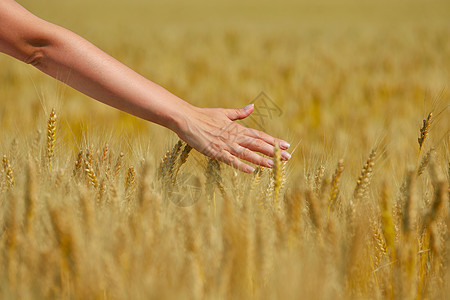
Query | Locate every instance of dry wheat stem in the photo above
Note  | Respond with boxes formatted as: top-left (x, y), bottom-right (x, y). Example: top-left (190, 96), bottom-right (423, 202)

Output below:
top-left (272, 144), bottom-right (282, 209)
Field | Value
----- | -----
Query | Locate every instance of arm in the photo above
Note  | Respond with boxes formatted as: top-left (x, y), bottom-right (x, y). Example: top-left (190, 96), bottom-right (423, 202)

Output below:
top-left (0, 0), bottom-right (290, 173)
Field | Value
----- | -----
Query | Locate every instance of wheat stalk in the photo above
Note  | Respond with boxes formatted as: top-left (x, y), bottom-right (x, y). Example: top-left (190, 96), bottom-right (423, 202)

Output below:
top-left (380, 182), bottom-right (395, 260)
top-left (48, 206), bottom-right (77, 275)
top-left (418, 112), bottom-right (432, 153)
top-left (172, 142), bottom-right (192, 185)
top-left (159, 140), bottom-right (183, 191)
top-left (125, 166), bottom-right (136, 192)
top-left (353, 148), bottom-right (376, 201)
top-left (97, 179), bottom-right (106, 206)
top-left (305, 188), bottom-right (321, 230)
top-left (78, 185), bottom-right (94, 232)
top-left (2, 155), bottom-right (15, 189)
top-left (46, 108), bottom-right (57, 171)
top-left (73, 150), bottom-right (84, 176)
top-left (371, 219), bottom-right (388, 257)
top-left (401, 170), bottom-right (417, 235)
top-left (420, 178), bottom-right (447, 234)
top-left (137, 162), bottom-right (150, 208)
top-left (102, 143), bottom-right (110, 167)
top-left (272, 143), bottom-right (282, 208)
top-left (24, 157), bottom-right (37, 235)
top-left (329, 159), bottom-right (344, 211)
top-left (249, 166), bottom-right (264, 194)
top-left (113, 152), bottom-right (124, 177)
top-left (417, 147), bottom-right (435, 176)
top-left (206, 158), bottom-right (228, 215)
top-left (84, 159), bottom-right (98, 188)
top-left (313, 165), bottom-right (325, 195)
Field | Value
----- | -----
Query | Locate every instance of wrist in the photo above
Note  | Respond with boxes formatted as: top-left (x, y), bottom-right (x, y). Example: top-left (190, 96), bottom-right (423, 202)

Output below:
top-left (160, 97), bottom-right (197, 135)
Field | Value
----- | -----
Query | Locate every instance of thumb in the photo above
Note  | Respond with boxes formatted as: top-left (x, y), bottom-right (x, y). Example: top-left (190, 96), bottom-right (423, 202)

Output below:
top-left (225, 104), bottom-right (254, 121)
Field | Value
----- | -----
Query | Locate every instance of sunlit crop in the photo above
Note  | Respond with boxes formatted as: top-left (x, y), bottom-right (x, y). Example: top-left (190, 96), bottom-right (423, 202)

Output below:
top-left (1, 0), bottom-right (449, 298)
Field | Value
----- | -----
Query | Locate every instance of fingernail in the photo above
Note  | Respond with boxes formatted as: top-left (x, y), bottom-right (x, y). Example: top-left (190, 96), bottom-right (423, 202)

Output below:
top-left (244, 104), bottom-right (254, 110)
top-left (267, 160), bottom-right (274, 167)
top-left (246, 166), bottom-right (255, 173)
top-left (280, 141), bottom-right (290, 149)
top-left (281, 151), bottom-right (291, 160)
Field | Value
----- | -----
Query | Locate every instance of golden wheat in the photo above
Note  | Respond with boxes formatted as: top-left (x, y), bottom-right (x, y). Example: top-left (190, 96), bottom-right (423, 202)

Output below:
top-left (46, 108), bottom-right (57, 171)
top-left (2, 155), bottom-right (15, 189)
top-left (329, 159), bottom-right (344, 211)
top-left (272, 143), bottom-right (282, 208)
top-left (353, 148), bottom-right (377, 201)
top-left (0, 1), bottom-right (449, 297)
top-left (418, 112), bottom-right (432, 152)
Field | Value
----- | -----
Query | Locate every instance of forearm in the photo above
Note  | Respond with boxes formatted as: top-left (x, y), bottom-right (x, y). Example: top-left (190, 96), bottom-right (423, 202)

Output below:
top-left (0, 0), bottom-right (191, 132)
top-left (33, 26), bottom-right (192, 131)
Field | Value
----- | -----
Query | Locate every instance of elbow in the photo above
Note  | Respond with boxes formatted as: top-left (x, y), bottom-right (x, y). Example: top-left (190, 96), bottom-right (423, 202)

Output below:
top-left (23, 37), bottom-right (51, 67)
top-left (0, 38), bottom-right (48, 67)
top-left (24, 47), bottom-right (46, 67)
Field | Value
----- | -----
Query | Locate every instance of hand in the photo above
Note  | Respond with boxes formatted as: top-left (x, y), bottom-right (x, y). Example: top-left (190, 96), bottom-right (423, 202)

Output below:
top-left (175, 104), bottom-right (291, 173)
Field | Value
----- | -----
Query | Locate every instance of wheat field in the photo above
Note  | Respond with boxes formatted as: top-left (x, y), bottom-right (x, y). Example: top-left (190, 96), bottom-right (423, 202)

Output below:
top-left (1, 0), bottom-right (449, 299)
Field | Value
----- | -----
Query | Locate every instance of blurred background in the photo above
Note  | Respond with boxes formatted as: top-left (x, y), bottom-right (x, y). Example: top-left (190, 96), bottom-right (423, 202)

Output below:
top-left (0, 0), bottom-right (449, 178)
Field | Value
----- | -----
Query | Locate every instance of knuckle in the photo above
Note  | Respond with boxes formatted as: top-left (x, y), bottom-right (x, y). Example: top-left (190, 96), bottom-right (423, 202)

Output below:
top-left (234, 147), bottom-right (251, 159)
top-left (227, 156), bottom-right (239, 168)
top-left (242, 148), bottom-right (253, 159)
top-left (229, 144), bottom-right (240, 155)
top-left (255, 130), bottom-right (265, 139)
top-left (249, 129), bottom-right (261, 138)
top-left (254, 139), bottom-right (266, 149)
top-left (252, 154), bottom-right (265, 165)
top-left (207, 143), bottom-right (222, 155)
top-left (217, 151), bottom-right (230, 162)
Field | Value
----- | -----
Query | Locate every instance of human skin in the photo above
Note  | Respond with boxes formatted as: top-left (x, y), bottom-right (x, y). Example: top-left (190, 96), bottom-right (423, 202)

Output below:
top-left (0, 0), bottom-right (291, 173)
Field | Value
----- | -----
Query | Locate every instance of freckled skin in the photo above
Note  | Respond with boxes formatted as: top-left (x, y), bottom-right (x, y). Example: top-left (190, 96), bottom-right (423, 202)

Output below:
top-left (0, 0), bottom-right (290, 173)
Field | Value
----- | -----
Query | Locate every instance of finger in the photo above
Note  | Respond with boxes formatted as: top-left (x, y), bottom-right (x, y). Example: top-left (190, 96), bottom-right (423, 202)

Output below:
top-left (245, 128), bottom-right (290, 150)
top-left (239, 138), bottom-right (291, 161)
top-left (239, 137), bottom-right (291, 160)
top-left (280, 150), bottom-right (291, 161)
top-left (237, 136), bottom-right (275, 157)
top-left (228, 144), bottom-right (274, 168)
top-left (214, 150), bottom-right (255, 173)
top-left (223, 104), bottom-right (254, 121)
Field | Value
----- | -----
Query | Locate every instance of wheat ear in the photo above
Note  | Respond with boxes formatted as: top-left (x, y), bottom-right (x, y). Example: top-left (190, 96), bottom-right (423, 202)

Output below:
top-left (159, 140), bottom-right (183, 185)
top-left (417, 148), bottom-right (434, 176)
top-left (46, 108), bottom-right (57, 171)
top-left (73, 150), bottom-right (84, 176)
top-left (172, 142), bottom-right (192, 185)
top-left (84, 158), bottom-right (98, 188)
top-left (113, 152), bottom-right (124, 177)
top-left (418, 112), bottom-right (432, 153)
top-left (249, 166), bottom-right (264, 194)
top-left (329, 159), bottom-right (344, 211)
top-left (2, 155), bottom-right (15, 189)
top-left (353, 148), bottom-right (376, 200)
top-left (125, 166), bottom-right (136, 192)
